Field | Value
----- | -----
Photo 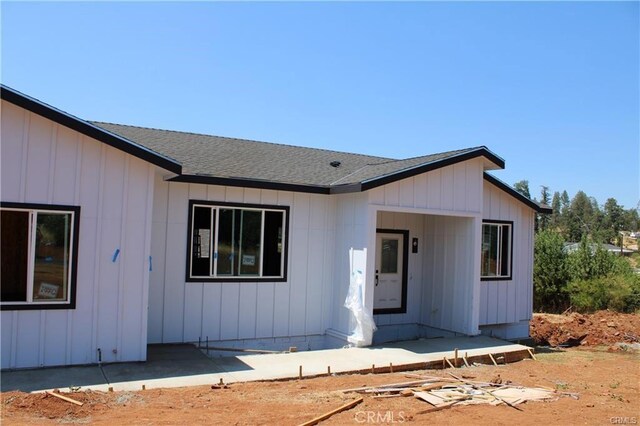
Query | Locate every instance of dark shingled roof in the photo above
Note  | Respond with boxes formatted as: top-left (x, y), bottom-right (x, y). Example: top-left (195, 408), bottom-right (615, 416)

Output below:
top-left (0, 84), bottom-right (548, 212)
top-left (91, 122), bottom-right (503, 192)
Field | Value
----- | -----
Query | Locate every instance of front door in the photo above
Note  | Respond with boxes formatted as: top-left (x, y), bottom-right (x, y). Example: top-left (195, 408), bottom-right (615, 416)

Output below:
top-left (374, 230), bottom-right (407, 314)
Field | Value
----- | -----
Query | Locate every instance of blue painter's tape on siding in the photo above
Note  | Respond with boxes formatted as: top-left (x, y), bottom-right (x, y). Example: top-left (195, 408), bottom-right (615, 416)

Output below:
top-left (149, 256), bottom-right (153, 271)
top-left (112, 249), bottom-right (120, 262)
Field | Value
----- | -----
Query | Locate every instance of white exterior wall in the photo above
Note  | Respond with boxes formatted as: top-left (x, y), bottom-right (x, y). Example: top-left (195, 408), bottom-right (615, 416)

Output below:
top-left (367, 159), bottom-right (484, 214)
top-left (1, 100), bottom-right (156, 368)
top-left (148, 177), bottom-right (336, 345)
top-left (421, 215), bottom-right (476, 334)
top-left (328, 192), bottom-right (372, 338)
top-left (479, 181), bottom-right (536, 327)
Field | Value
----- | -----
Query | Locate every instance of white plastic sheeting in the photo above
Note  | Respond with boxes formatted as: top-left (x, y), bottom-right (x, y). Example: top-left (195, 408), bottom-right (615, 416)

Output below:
top-left (345, 248), bottom-right (377, 346)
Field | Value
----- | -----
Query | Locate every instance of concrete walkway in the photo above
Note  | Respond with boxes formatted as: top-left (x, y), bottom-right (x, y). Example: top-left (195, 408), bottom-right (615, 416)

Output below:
top-left (1, 336), bottom-right (530, 393)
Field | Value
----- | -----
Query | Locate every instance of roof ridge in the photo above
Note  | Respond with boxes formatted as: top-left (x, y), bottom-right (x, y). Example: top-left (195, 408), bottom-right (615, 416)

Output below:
top-left (91, 121), bottom-right (394, 162)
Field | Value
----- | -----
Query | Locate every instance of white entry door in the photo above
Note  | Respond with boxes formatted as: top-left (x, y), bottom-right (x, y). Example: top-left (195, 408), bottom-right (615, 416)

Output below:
top-left (374, 232), bottom-right (406, 313)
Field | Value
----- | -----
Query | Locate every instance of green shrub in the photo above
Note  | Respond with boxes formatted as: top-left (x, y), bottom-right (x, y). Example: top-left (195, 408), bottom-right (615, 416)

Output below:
top-left (566, 238), bottom-right (633, 281)
top-left (534, 230), bottom-right (569, 312)
top-left (534, 231), bottom-right (638, 313)
top-left (568, 273), bottom-right (640, 313)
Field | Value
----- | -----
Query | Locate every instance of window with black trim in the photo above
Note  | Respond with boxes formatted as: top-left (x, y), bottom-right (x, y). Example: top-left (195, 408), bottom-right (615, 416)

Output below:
top-left (1, 203), bottom-right (80, 310)
top-left (187, 201), bottom-right (288, 282)
top-left (481, 221), bottom-right (512, 280)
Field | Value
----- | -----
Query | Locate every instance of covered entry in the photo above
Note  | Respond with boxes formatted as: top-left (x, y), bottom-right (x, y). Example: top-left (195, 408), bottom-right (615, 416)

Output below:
top-left (372, 210), bottom-right (479, 344)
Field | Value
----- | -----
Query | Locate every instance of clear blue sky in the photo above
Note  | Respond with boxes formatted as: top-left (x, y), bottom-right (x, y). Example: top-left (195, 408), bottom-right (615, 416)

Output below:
top-left (2, 2), bottom-right (638, 209)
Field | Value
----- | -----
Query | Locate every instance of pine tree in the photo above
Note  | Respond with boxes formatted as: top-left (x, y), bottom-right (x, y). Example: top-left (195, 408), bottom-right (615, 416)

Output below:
top-left (513, 180), bottom-right (531, 199)
top-left (538, 186), bottom-right (551, 231)
top-left (550, 191), bottom-right (561, 230)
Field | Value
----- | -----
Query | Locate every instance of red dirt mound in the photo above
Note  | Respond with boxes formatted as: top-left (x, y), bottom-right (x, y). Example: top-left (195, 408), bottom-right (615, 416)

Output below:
top-left (530, 310), bottom-right (640, 347)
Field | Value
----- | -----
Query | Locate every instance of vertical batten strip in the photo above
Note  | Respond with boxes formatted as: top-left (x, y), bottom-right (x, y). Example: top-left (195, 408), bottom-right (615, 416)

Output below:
top-left (114, 155), bottom-right (130, 361)
top-left (67, 131), bottom-right (83, 365)
top-left (160, 181), bottom-right (171, 342)
top-left (140, 164), bottom-right (155, 360)
top-left (91, 144), bottom-right (107, 362)
top-left (18, 111), bottom-right (30, 202)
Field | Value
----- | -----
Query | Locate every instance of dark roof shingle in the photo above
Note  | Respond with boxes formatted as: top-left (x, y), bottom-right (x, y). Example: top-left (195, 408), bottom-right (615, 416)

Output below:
top-left (91, 122), bottom-right (499, 190)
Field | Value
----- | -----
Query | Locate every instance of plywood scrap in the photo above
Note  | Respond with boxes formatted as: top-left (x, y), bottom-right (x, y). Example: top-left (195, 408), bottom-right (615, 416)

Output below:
top-left (414, 391), bottom-right (448, 406)
top-left (45, 391), bottom-right (84, 406)
top-left (410, 372), bottom-right (565, 413)
top-left (298, 397), bottom-right (363, 426)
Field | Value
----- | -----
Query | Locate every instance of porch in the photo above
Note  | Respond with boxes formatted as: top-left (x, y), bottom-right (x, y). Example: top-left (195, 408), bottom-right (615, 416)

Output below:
top-left (370, 210), bottom-right (481, 344)
top-left (1, 336), bottom-right (533, 392)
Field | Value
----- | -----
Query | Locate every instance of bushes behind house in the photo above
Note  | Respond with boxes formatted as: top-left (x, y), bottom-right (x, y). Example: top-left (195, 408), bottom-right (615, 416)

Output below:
top-left (534, 231), bottom-right (640, 313)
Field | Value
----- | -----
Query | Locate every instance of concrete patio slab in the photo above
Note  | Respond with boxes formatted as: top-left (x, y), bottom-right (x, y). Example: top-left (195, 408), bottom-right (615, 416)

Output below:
top-left (1, 336), bottom-right (531, 393)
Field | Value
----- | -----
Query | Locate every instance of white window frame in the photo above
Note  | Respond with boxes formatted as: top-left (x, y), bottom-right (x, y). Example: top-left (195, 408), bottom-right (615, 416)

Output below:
top-left (480, 220), bottom-right (513, 280)
top-left (187, 201), bottom-right (289, 282)
top-left (1, 203), bottom-right (79, 310)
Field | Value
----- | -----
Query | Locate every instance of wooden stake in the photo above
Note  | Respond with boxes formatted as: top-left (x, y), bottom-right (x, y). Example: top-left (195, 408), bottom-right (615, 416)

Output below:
top-left (108, 387), bottom-right (114, 392)
top-left (45, 391), bottom-right (83, 406)
top-left (503, 352), bottom-right (507, 364)
top-left (389, 363), bottom-right (393, 373)
top-left (327, 366), bottom-right (331, 375)
top-left (527, 348), bottom-right (537, 360)
top-left (371, 364), bottom-right (375, 374)
top-left (462, 355), bottom-right (470, 368)
top-left (488, 353), bottom-right (498, 366)
top-left (340, 380), bottom-right (436, 393)
top-left (445, 358), bottom-right (456, 369)
top-left (454, 348), bottom-right (459, 368)
top-left (142, 385), bottom-right (146, 390)
top-left (299, 365), bottom-right (303, 379)
top-left (299, 397), bottom-right (363, 426)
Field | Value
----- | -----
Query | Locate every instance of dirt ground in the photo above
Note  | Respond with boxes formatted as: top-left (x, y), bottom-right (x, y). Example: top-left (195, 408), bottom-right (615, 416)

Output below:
top-left (2, 311), bottom-right (639, 425)
top-left (530, 311), bottom-right (640, 347)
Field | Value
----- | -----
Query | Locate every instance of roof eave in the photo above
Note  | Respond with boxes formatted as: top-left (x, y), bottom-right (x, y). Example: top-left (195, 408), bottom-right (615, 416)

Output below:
top-left (169, 174), bottom-right (331, 194)
top-left (1, 85), bottom-right (182, 175)
top-left (359, 147), bottom-right (505, 192)
top-left (483, 173), bottom-right (552, 214)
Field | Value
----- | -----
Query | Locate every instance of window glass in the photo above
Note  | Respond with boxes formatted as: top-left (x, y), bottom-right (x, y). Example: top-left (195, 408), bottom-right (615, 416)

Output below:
top-left (32, 213), bottom-right (71, 301)
top-left (188, 202), bottom-right (287, 280)
top-left (501, 225), bottom-right (510, 276)
top-left (1, 210), bottom-right (29, 302)
top-left (1, 204), bottom-right (78, 309)
top-left (263, 211), bottom-right (283, 277)
top-left (217, 208), bottom-right (236, 275)
top-left (481, 222), bottom-right (511, 279)
top-left (191, 206), bottom-right (213, 276)
top-left (238, 210), bottom-right (261, 276)
top-left (381, 238), bottom-right (399, 273)
top-left (481, 224), bottom-right (498, 276)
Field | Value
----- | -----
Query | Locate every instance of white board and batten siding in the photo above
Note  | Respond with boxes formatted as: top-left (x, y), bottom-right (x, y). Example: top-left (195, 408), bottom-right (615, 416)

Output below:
top-left (479, 181), bottom-right (535, 327)
top-left (1, 100), bottom-right (157, 368)
top-left (367, 158), bottom-right (484, 214)
top-left (328, 192), bottom-right (372, 337)
top-left (148, 177), bottom-right (336, 345)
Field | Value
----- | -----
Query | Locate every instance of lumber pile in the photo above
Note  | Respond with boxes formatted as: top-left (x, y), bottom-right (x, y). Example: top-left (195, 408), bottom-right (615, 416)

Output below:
top-left (341, 373), bottom-right (572, 413)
